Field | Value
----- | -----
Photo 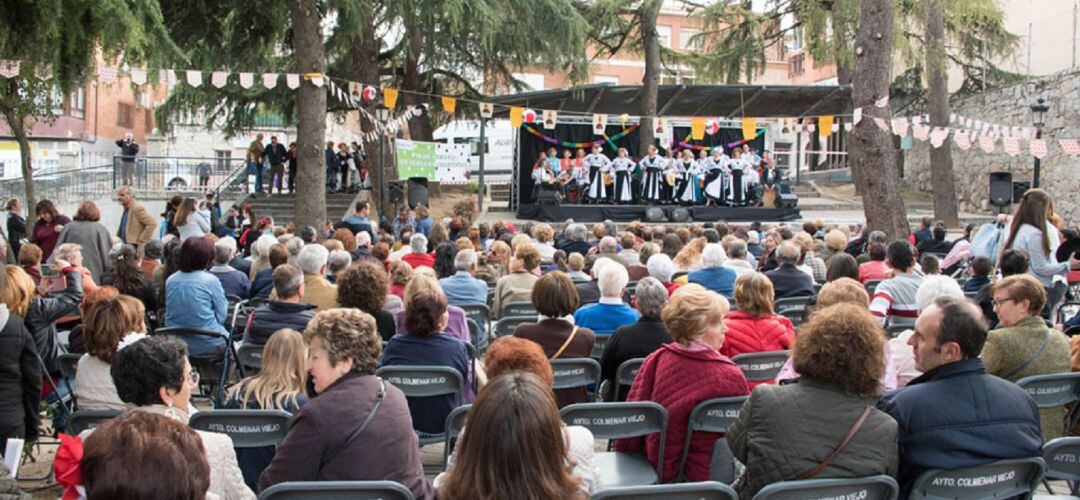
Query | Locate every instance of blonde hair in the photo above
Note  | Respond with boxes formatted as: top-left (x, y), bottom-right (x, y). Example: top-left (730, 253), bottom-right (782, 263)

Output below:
top-left (55, 243), bottom-right (84, 264)
top-left (661, 284), bottom-right (729, 345)
top-left (817, 278), bottom-right (869, 308)
top-left (824, 230), bottom-right (847, 251)
top-left (733, 272), bottom-right (775, 317)
top-left (2, 265), bottom-right (35, 317)
top-left (567, 252), bottom-right (585, 272)
top-left (228, 329), bottom-right (308, 410)
top-left (323, 239), bottom-right (344, 252)
top-left (673, 237), bottom-right (706, 270)
top-left (404, 271), bottom-right (446, 304)
top-left (534, 224), bottom-right (554, 243)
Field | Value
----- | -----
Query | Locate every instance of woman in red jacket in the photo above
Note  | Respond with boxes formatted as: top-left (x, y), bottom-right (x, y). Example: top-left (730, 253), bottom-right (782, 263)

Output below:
top-left (614, 284), bottom-right (749, 483)
top-left (721, 272), bottom-right (795, 387)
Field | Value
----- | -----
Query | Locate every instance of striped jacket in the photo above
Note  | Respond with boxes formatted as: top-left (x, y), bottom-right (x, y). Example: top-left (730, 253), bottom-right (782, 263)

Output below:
top-left (869, 272), bottom-right (923, 324)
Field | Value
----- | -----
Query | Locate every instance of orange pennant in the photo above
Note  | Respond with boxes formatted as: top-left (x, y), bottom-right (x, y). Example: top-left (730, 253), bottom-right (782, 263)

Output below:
top-left (741, 118), bottom-right (757, 141)
top-left (818, 115), bottom-right (834, 137)
top-left (691, 118), bottom-right (706, 140)
top-left (509, 106), bottom-right (524, 127)
top-left (441, 96), bottom-right (457, 114)
top-left (382, 88), bottom-right (398, 108)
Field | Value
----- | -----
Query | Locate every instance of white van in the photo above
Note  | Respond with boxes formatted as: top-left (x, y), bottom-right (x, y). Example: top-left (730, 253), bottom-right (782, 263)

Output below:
top-left (433, 119), bottom-right (514, 182)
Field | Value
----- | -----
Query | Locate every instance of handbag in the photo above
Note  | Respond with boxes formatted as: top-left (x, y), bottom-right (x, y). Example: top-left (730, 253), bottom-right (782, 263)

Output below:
top-left (550, 326), bottom-right (579, 360)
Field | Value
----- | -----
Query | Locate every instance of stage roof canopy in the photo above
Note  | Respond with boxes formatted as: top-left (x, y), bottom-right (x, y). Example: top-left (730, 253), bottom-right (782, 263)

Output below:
top-left (487, 83), bottom-right (852, 119)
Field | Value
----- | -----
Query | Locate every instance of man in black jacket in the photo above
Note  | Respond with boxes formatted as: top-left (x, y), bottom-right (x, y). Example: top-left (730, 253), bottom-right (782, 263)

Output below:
top-left (764, 241), bottom-right (815, 299)
top-left (262, 136), bottom-right (288, 195)
top-left (244, 264), bottom-right (316, 345)
top-left (115, 132), bottom-right (139, 187)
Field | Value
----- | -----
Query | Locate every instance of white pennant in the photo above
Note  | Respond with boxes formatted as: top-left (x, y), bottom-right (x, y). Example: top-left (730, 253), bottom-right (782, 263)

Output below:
top-left (99, 66), bottom-right (119, 85)
top-left (929, 128), bottom-right (949, 148)
top-left (239, 73), bottom-right (253, 89)
top-left (186, 70), bottom-right (202, 87)
top-left (310, 76), bottom-right (324, 87)
top-left (844, 122), bottom-right (853, 132)
top-left (874, 96), bottom-right (889, 108)
top-left (0, 60), bottom-right (20, 78)
top-left (953, 131), bottom-right (972, 150)
top-left (262, 73), bottom-right (278, 89)
top-left (1058, 139), bottom-right (1080, 156)
top-left (286, 73), bottom-right (300, 89)
top-left (852, 107), bottom-right (862, 125)
top-left (211, 71), bottom-right (228, 88)
top-left (891, 117), bottom-right (909, 137)
top-left (978, 135), bottom-right (996, 153)
top-left (130, 68), bottom-right (147, 86)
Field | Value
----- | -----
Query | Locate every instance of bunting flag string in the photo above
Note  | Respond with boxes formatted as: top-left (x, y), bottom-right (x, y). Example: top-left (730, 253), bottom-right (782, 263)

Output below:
top-left (522, 123), bottom-right (637, 149)
top-left (677, 128), bottom-right (765, 152)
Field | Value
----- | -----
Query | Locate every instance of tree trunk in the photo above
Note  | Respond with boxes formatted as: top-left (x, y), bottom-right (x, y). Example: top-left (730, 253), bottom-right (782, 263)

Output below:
top-left (290, 0), bottom-right (328, 235)
top-left (345, 11), bottom-right (391, 219)
top-left (638, 0), bottom-right (662, 153)
top-left (926, 0), bottom-right (959, 226)
top-left (850, 0), bottom-right (909, 239)
top-left (1, 81), bottom-right (34, 211)
top-left (401, 20), bottom-right (434, 142)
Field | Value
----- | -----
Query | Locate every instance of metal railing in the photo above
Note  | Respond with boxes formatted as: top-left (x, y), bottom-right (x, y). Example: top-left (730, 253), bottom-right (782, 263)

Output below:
top-left (0, 163), bottom-right (116, 203)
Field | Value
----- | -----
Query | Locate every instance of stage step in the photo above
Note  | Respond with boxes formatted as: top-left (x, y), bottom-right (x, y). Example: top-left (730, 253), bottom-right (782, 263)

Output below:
top-left (240, 192), bottom-right (359, 225)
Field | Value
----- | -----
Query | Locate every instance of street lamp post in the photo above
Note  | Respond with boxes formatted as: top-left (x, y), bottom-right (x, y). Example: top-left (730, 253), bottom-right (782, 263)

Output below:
top-left (1030, 97), bottom-right (1049, 189)
top-left (376, 107), bottom-right (389, 218)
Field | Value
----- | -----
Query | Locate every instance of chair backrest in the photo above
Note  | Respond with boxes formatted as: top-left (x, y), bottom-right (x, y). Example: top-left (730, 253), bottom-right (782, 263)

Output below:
top-left (777, 307), bottom-right (809, 326)
top-left (459, 303), bottom-right (491, 330)
top-left (236, 343), bottom-right (264, 373)
top-left (58, 353), bottom-right (81, 379)
top-left (731, 351), bottom-right (790, 383)
top-left (257, 480), bottom-right (415, 500)
top-left (1016, 372), bottom-right (1080, 409)
top-left (442, 404), bottom-right (471, 468)
top-left (1043, 437), bottom-right (1080, 483)
top-left (752, 475), bottom-right (899, 500)
top-left (500, 301), bottom-right (537, 318)
top-left (560, 401), bottom-right (668, 480)
top-left (1057, 301), bottom-right (1080, 326)
top-left (864, 280), bottom-right (882, 295)
top-left (906, 457), bottom-right (1046, 500)
top-left (885, 317), bottom-right (917, 330)
top-left (493, 316), bottom-right (532, 339)
top-left (154, 326), bottom-right (229, 349)
top-left (591, 333), bottom-right (611, 359)
top-left (189, 409), bottom-right (292, 448)
top-left (66, 410), bottom-right (123, 435)
top-left (614, 358), bottom-right (646, 397)
top-left (376, 365), bottom-right (464, 398)
top-left (550, 358), bottom-right (602, 392)
top-left (774, 296), bottom-right (813, 312)
top-left (592, 481), bottom-right (738, 500)
top-left (676, 396), bottom-right (748, 480)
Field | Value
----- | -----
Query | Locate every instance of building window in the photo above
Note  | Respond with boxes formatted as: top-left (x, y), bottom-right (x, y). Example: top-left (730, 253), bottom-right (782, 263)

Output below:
top-left (215, 150), bottom-right (231, 172)
top-left (117, 103), bottom-right (134, 128)
top-left (50, 88), bottom-right (65, 115)
top-left (656, 25), bottom-right (672, 48)
top-left (69, 88), bottom-right (85, 118)
top-left (787, 27), bottom-right (805, 53)
top-left (593, 74), bottom-right (620, 85)
top-left (680, 28), bottom-right (702, 51)
top-left (789, 53), bottom-right (805, 77)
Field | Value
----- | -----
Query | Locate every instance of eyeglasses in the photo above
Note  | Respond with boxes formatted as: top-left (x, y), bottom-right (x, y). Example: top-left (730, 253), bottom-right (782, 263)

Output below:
top-left (991, 297), bottom-right (1015, 308)
top-left (188, 370), bottom-right (200, 387)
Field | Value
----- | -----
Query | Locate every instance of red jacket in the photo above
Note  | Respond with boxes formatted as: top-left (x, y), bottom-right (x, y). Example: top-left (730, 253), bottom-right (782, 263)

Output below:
top-left (720, 311), bottom-right (794, 388)
top-left (614, 343), bottom-right (749, 482)
top-left (401, 252), bottom-right (435, 270)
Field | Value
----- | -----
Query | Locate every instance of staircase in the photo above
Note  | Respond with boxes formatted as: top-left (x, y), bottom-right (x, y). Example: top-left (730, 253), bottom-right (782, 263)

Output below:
top-left (240, 192), bottom-right (359, 226)
top-left (488, 183), bottom-right (512, 207)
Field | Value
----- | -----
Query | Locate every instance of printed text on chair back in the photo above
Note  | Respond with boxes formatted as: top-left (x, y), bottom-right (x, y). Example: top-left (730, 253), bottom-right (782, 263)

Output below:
top-left (751, 475), bottom-right (899, 500)
top-left (1016, 372), bottom-right (1080, 409)
top-left (550, 358), bottom-right (602, 390)
top-left (67, 410), bottom-right (123, 435)
top-left (615, 358), bottom-right (646, 395)
top-left (592, 334), bottom-right (611, 359)
top-left (189, 409), bottom-right (292, 448)
top-left (559, 402), bottom-right (667, 440)
top-left (493, 316), bottom-right (532, 339)
top-left (731, 351), bottom-right (790, 382)
top-left (592, 481), bottom-right (738, 500)
top-left (500, 301), bottom-right (537, 318)
top-left (906, 457), bottom-right (1045, 500)
top-left (376, 366), bottom-right (464, 398)
top-left (1042, 437), bottom-right (1080, 483)
top-left (256, 480), bottom-right (415, 500)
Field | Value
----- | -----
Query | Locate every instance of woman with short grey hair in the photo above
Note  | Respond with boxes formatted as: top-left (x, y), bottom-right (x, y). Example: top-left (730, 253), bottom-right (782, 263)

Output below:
top-left (598, 277), bottom-right (673, 401)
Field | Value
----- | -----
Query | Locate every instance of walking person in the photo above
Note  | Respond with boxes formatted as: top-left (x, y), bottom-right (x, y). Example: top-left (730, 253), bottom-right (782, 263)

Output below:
top-left (286, 142), bottom-right (298, 194)
top-left (246, 133), bottom-right (265, 195)
top-left (262, 136), bottom-right (287, 195)
top-left (115, 187), bottom-right (157, 257)
top-left (115, 132), bottom-right (139, 187)
top-left (337, 143), bottom-right (351, 193)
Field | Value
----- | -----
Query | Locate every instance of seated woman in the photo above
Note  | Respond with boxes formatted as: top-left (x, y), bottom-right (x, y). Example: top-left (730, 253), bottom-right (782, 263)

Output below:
top-left (78, 412), bottom-right (211, 500)
top-left (721, 272), bottom-right (795, 386)
top-left (163, 236), bottom-right (229, 357)
top-left (437, 372), bottom-right (588, 500)
top-left (337, 260), bottom-right (397, 341)
top-left (381, 290), bottom-right (470, 437)
top-left (75, 295), bottom-right (145, 411)
top-left (224, 328), bottom-right (309, 489)
top-left (260, 309), bottom-right (433, 499)
top-left (103, 335), bottom-right (254, 499)
top-left (100, 244), bottom-right (158, 316)
top-left (599, 277), bottom-right (672, 402)
top-left (492, 243), bottom-right (540, 319)
top-left (392, 270), bottom-right (470, 344)
top-left (251, 243), bottom-right (288, 300)
top-left (515, 271), bottom-right (597, 407)
top-left (52, 243), bottom-right (98, 294)
top-left (388, 260), bottom-right (412, 299)
top-left (614, 284), bottom-right (749, 482)
top-left (64, 286), bottom-right (119, 355)
top-left (726, 303), bottom-right (898, 499)
top-left (982, 274), bottom-right (1071, 441)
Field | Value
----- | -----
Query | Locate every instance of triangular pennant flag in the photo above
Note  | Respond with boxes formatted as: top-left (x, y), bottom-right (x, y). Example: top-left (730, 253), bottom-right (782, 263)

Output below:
top-left (978, 135), bottom-right (996, 153)
top-left (99, 66), bottom-right (118, 85)
top-left (239, 73), bottom-right (253, 88)
top-left (441, 96), bottom-right (456, 113)
top-left (262, 73), bottom-right (278, 89)
top-left (654, 117), bottom-right (666, 135)
top-left (891, 117), bottom-right (909, 137)
top-left (949, 113), bottom-right (957, 124)
top-left (874, 95), bottom-right (889, 108)
top-left (1002, 137), bottom-right (1021, 156)
top-left (593, 114), bottom-right (607, 135)
top-left (348, 82), bottom-right (361, 100)
top-left (913, 124), bottom-right (930, 141)
top-left (930, 127), bottom-right (949, 148)
top-left (309, 75), bottom-right (324, 87)
top-left (852, 107), bottom-right (863, 125)
top-left (1059, 139), bottom-right (1080, 156)
top-left (509, 106), bottom-right (524, 127)
top-left (954, 131), bottom-right (972, 150)
top-left (542, 110), bottom-right (557, 130)
top-left (130, 68), bottom-right (147, 86)
top-left (874, 117), bottom-right (890, 132)
top-left (0, 60), bottom-right (20, 78)
top-left (1030, 139), bottom-right (1048, 159)
top-left (285, 73), bottom-right (300, 89)
top-left (185, 70), bottom-right (202, 87)
top-left (35, 65), bottom-right (52, 80)
top-left (741, 118), bottom-right (757, 141)
top-left (691, 118), bottom-right (706, 140)
top-left (478, 102), bottom-right (492, 119)
top-left (384, 88), bottom-right (399, 109)
top-left (807, 124), bottom-right (816, 133)
top-left (211, 71), bottom-right (228, 88)
top-left (844, 122), bottom-right (853, 132)
top-left (818, 116), bottom-right (834, 137)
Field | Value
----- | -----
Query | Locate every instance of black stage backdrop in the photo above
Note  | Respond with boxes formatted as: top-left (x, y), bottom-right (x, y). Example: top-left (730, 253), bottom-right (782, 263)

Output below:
top-left (516, 124), bottom-right (765, 204)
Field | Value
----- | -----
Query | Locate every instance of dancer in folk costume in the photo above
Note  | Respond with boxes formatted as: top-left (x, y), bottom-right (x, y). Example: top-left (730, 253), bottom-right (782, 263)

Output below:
top-left (726, 148), bottom-right (753, 206)
top-left (639, 145), bottom-right (665, 204)
top-left (701, 147), bottom-right (729, 206)
top-left (660, 149), bottom-right (679, 204)
top-left (611, 148), bottom-right (636, 204)
top-left (584, 145), bottom-right (612, 203)
top-left (675, 149), bottom-right (702, 205)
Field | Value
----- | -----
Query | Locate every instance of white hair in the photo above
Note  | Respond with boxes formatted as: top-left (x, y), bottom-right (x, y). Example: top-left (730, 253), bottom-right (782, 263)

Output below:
top-left (356, 231), bottom-right (372, 248)
top-left (327, 250), bottom-right (352, 274)
top-left (252, 234), bottom-right (278, 259)
top-left (454, 249), bottom-right (478, 272)
top-left (296, 244), bottom-right (330, 275)
top-left (285, 236), bottom-right (305, 257)
top-left (647, 253), bottom-right (675, 282)
top-left (591, 257), bottom-right (615, 279)
top-left (217, 236), bottom-right (238, 254)
top-left (701, 243), bottom-right (727, 268)
top-left (599, 236), bottom-right (619, 253)
top-left (410, 233), bottom-right (428, 254)
top-left (916, 275), bottom-right (965, 311)
top-left (597, 261), bottom-right (630, 298)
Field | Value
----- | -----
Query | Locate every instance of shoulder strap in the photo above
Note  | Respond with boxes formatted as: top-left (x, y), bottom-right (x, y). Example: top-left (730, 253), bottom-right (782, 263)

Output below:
top-left (1003, 331), bottom-right (1054, 379)
top-left (550, 326), bottom-right (579, 360)
top-left (322, 379), bottom-right (386, 466)
top-left (797, 404), bottom-right (873, 480)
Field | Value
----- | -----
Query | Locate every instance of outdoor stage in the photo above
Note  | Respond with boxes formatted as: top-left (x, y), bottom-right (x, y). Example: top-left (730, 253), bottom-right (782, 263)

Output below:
top-left (516, 203), bottom-right (801, 223)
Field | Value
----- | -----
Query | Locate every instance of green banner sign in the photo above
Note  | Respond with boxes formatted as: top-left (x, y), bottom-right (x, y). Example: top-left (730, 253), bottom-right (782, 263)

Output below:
top-left (395, 140), bottom-right (437, 179)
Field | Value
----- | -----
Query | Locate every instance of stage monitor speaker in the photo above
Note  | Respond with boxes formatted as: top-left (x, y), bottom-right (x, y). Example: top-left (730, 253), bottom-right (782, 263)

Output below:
top-left (407, 177), bottom-right (429, 209)
top-left (536, 189), bottom-right (563, 206)
top-left (1012, 181), bottom-right (1031, 204)
top-left (776, 192), bottom-right (799, 209)
top-left (988, 172), bottom-right (1013, 206)
top-left (645, 207), bottom-right (667, 223)
top-left (388, 181), bottom-right (405, 204)
top-left (669, 207), bottom-right (692, 223)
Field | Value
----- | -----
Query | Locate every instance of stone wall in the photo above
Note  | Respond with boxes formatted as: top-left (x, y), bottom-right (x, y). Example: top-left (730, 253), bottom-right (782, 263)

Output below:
top-left (904, 70), bottom-right (1080, 224)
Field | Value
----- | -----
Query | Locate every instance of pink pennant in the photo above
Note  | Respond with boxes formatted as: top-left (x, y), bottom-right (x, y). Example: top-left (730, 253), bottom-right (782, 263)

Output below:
top-left (978, 135), bottom-right (996, 153)
top-left (286, 73), bottom-right (300, 89)
top-left (239, 73), bottom-right (253, 89)
top-left (929, 127), bottom-right (949, 148)
top-left (1002, 137), bottom-right (1021, 157)
top-left (1030, 139), bottom-right (1048, 159)
top-left (0, 60), bottom-right (20, 78)
top-left (262, 73), bottom-right (278, 89)
top-left (953, 131), bottom-right (972, 151)
top-left (1059, 139), bottom-right (1080, 156)
top-left (874, 117), bottom-right (889, 132)
top-left (912, 123), bottom-right (930, 141)
top-left (99, 66), bottom-right (118, 85)
top-left (891, 117), bottom-right (909, 137)
top-left (211, 71), bottom-right (228, 88)
top-left (35, 65), bottom-right (52, 80)
top-left (185, 70), bottom-right (202, 87)
top-left (130, 68), bottom-right (147, 86)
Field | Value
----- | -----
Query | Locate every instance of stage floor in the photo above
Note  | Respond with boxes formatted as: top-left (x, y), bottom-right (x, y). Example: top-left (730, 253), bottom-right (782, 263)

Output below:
top-left (517, 204), bottom-right (801, 223)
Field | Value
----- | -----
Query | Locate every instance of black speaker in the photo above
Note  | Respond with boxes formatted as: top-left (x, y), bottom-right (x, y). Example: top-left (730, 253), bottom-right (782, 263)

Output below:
top-left (645, 207), bottom-right (667, 222)
top-left (1012, 181), bottom-right (1031, 204)
top-left (669, 207), bottom-right (692, 222)
top-left (407, 177), bottom-right (429, 209)
top-left (988, 171), bottom-right (1013, 206)
top-left (536, 189), bottom-right (563, 206)
top-left (776, 193), bottom-right (799, 209)
top-left (388, 181), bottom-right (404, 204)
